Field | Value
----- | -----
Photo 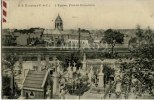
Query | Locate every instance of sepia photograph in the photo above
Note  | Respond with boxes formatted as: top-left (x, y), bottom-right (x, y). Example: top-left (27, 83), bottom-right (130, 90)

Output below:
top-left (1, 0), bottom-right (154, 99)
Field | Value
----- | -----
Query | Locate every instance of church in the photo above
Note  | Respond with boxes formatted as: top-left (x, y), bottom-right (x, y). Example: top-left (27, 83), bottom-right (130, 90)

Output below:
top-left (42, 14), bottom-right (90, 48)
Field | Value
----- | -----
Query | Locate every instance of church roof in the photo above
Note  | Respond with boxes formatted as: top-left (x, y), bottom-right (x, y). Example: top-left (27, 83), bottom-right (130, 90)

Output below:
top-left (52, 29), bottom-right (62, 34)
top-left (55, 14), bottom-right (62, 21)
top-left (23, 70), bottom-right (48, 90)
top-left (43, 29), bottom-right (71, 35)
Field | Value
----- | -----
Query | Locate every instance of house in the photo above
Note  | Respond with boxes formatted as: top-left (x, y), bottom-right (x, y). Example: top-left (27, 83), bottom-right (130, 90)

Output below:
top-left (16, 34), bottom-right (29, 46)
top-left (22, 69), bottom-right (53, 99)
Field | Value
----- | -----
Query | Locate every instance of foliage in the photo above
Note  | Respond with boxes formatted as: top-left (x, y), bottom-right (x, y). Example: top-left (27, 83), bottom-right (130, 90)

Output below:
top-left (122, 25), bottom-right (154, 94)
top-left (2, 53), bottom-right (18, 98)
top-left (4, 53), bottom-right (18, 69)
top-left (66, 81), bottom-right (89, 96)
top-left (103, 29), bottom-right (124, 58)
top-left (103, 65), bottom-right (115, 84)
top-left (2, 75), bottom-right (11, 96)
top-left (14, 28), bottom-right (44, 34)
top-left (104, 29), bottom-right (124, 44)
top-left (88, 35), bottom-right (94, 43)
top-left (129, 25), bottom-right (154, 45)
top-left (131, 26), bottom-right (154, 60)
top-left (128, 37), bottom-right (137, 44)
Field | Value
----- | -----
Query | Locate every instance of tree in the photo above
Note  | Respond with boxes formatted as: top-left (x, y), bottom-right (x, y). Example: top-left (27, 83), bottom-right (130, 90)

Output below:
top-left (103, 65), bottom-right (115, 85)
top-left (133, 25), bottom-right (154, 45)
top-left (123, 25), bottom-right (154, 96)
top-left (2, 53), bottom-right (18, 98)
top-left (103, 29), bottom-right (124, 58)
top-left (2, 75), bottom-right (11, 97)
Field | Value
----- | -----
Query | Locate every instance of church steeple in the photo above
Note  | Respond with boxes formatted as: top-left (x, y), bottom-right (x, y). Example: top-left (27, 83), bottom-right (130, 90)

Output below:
top-left (55, 14), bottom-right (63, 31)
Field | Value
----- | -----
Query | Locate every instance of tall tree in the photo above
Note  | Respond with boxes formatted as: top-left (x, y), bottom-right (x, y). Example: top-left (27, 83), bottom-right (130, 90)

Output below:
top-left (103, 29), bottom-right (124, 58)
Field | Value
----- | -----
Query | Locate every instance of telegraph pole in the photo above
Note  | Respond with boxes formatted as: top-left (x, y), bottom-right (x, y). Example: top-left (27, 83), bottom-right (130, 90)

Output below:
top-left (78, 28), bottom-right (81, 50)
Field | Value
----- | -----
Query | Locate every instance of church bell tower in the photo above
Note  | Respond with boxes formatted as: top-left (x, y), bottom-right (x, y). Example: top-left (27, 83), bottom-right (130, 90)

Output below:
top-left (55, 14), bottom-right (63, 31)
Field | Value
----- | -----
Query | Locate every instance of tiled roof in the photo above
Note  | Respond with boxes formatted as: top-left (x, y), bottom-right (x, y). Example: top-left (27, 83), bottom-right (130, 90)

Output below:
top-left (23, 70), bottom-right (47, 89)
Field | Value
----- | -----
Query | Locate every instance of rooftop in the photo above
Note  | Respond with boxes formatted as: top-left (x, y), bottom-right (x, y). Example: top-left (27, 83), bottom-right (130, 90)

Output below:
top-left (23, 70), bottom-right (47, 89)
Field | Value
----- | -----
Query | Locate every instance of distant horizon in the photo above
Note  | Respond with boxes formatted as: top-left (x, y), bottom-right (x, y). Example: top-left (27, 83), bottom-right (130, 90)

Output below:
top-left (2, 27), bottom-right (154, 30)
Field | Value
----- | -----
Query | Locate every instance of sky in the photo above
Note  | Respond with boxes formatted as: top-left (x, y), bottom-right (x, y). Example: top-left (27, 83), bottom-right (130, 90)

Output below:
top-left (3, 0), bottom-right (154, 29)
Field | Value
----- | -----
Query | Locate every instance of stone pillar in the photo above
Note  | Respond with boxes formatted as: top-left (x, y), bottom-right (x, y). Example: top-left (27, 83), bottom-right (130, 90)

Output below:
top-left (88, 66), bottom-right (94, 83)
top-left (37, 55), bottom-right (41, 70)
top-left (57, 65), bottom-right (60, 73)
top-left (98, 64), bottom-right (104, 87)
top-left (18, 86), bottom-right (25, 99)
top-left (73, 62), bottom-right (76, 72)
top-left (68, 69), bottom-right (73, 81)
top-left (82, 53), bottom-right (86, 70)
top-left (67, 62), bottom-right (73, 82)
top-left (52, 72), bottom-right (59, 95)
top-left (68, 62), bottom-right (71, 72)
top-left (21, 86), bottom-right (24, 97)
top-left (77, 67), bottom-right (81, 74)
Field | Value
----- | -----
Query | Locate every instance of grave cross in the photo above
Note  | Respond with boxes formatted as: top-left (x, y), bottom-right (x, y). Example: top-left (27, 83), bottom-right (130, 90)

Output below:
top-left (73, 62), bottom-right (76, 67)
top-left (68, 62), bottom-right (71, 67)
top-left (57, 60), bottom-right (60, 66)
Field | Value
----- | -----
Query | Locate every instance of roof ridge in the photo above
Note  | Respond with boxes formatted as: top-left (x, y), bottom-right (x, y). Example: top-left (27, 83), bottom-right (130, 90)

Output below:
top-left (22, 69), bottom-right (30, 86)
